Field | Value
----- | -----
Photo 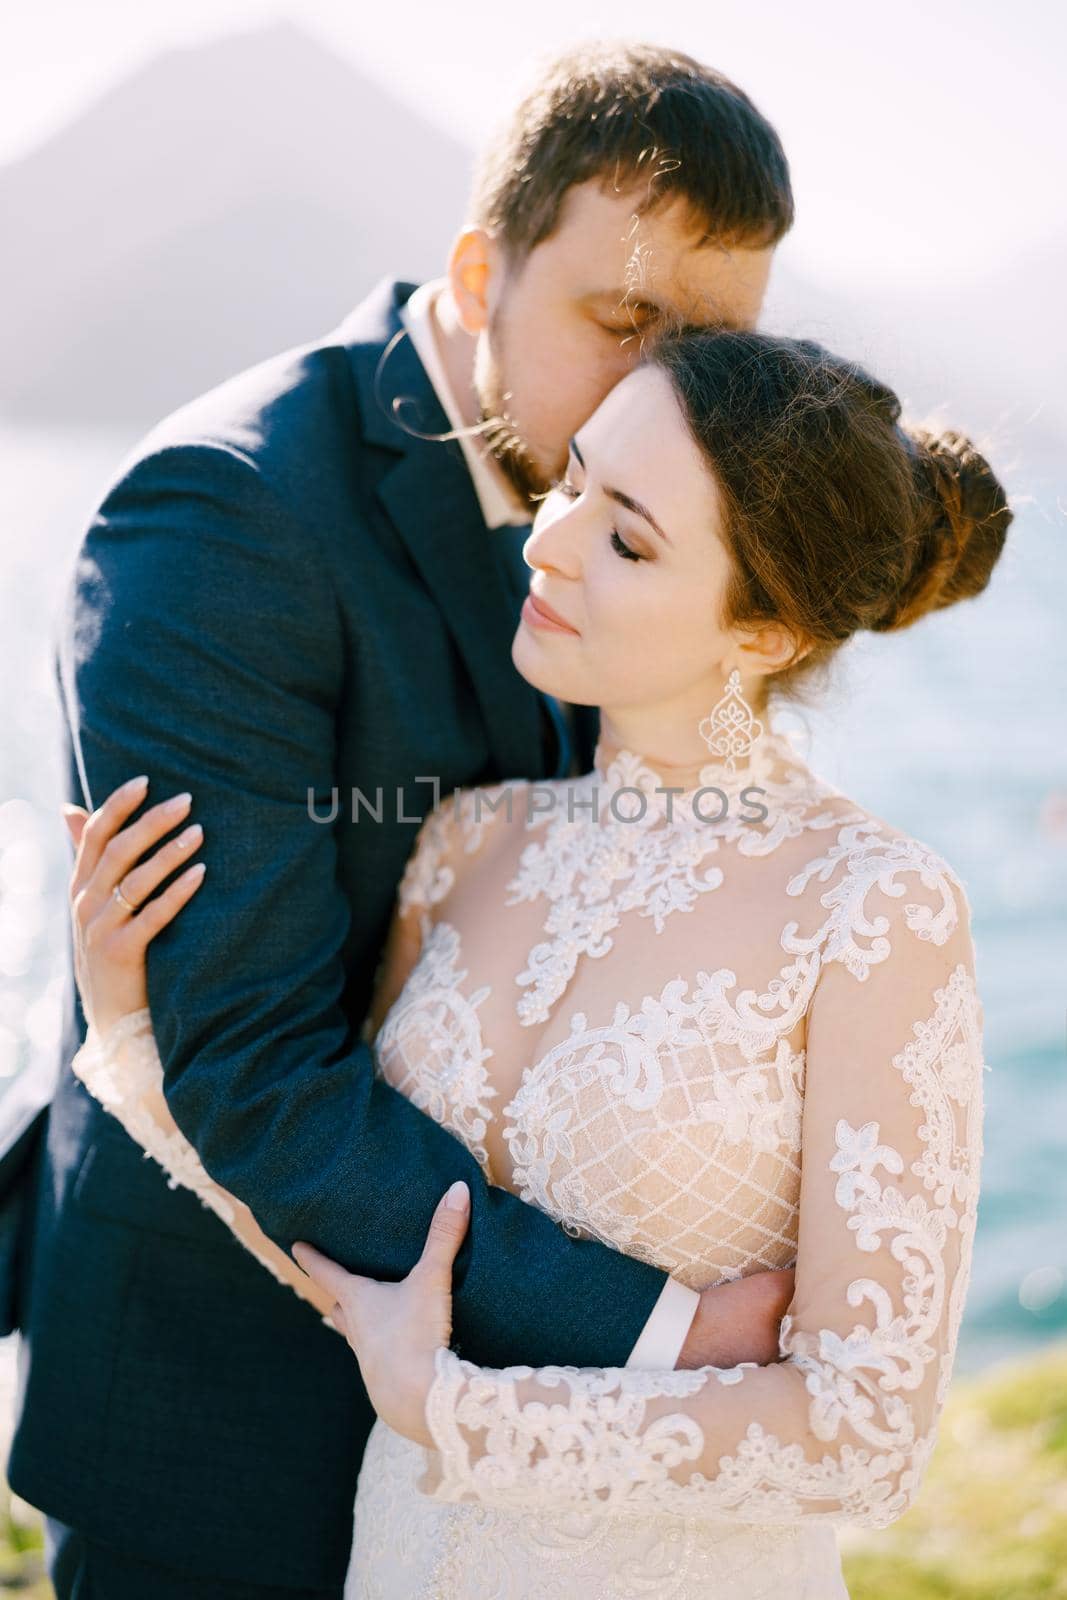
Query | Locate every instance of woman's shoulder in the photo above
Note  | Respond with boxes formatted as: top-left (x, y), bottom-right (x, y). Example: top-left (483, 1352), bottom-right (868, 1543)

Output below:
top-left (395, 775), bottom-right (535, 919)
top-left (811, 786), bottom-right (968, 895)
top-left (783, 786), bottom-right (975, 977)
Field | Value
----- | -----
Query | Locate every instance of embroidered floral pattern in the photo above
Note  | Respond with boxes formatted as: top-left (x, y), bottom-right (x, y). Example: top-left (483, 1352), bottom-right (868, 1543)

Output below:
top-left (373, 920), bottom-right (498, 1176)
top-left (397, 782), bottom-right (514, 920)
top-left (497, 981), bottom-right (806, 1283)
top-left (504, 736), bottom-right (855, 1026)
top-left (421, 964), bottom-right (985, 1534)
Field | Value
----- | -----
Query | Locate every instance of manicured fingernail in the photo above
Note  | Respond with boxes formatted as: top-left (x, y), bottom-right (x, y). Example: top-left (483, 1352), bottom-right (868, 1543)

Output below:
top-left (165, 792), bottom-right (192, 813)
top-left (124, 775), bottom-right (149, 794)
top-left (444, 1180), bottom-right (469, 1210)
top-left (186, 862), bottom-right (206, 880)
top-left (175, 823), bottom-right (202, 849)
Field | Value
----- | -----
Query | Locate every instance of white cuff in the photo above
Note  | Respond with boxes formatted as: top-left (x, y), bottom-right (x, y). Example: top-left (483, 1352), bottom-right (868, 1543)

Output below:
top-left (624, 1276), bottom-right (701, 1370)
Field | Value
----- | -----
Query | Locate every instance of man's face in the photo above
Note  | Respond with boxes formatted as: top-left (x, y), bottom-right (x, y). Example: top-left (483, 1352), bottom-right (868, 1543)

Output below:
top-left (473, 178), bottom-right (774, 503)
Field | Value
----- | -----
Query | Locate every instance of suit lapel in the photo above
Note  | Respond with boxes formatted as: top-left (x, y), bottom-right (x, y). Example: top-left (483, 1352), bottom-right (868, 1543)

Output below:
top-left (341, 279), bottom-right (545, 781)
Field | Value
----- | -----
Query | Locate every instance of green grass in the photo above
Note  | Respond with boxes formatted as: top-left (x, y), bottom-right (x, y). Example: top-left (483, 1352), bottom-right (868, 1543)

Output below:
top-left (840, 1340), bottom-right (1067, 1599)
top-left (0, 1474), bottom-right (47, 1596)
top-left (3, 1342), bottom-right (1066, 1597)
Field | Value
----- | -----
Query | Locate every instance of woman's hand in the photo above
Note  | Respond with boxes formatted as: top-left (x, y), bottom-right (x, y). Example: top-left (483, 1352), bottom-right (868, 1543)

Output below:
top-left (62, 775), bottom-right (206, 1037)
top-left (292, 1179), bottom-right (471, 1448)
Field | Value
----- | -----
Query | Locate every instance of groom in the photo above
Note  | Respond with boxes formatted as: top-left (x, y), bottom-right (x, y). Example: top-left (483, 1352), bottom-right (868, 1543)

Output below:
top-left (6, 41), bottom-right (795, 1598)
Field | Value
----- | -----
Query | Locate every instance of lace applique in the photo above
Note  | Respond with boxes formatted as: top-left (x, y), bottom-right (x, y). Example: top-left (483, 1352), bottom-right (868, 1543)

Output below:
top-left (784, 824), bottom-right (962, 979)
top-left (499, 976), bottom-right (806, 1281)
top-left (420, 963), bottom-right (985, 1531)
top-left (74, 1009), bottom-right (240, 1226)
top-left (397, 783), bottom-right (511, 919)
top-left (374, 921), bottom-right (498, 1177)
top-left (508, 809), bottom-right (725, 1025)
top-left (422, 1338), bottom-right (917, 1526)
top-left (505, 736), bottom-right (852, 1027)
top-left (374, 797), bottom-right (970, 1300)
top-left (348, 1417), bottom-right (849, 1597)
top-left (888, 963), bottom-right (986, 1409)
top-left (490, 842), bottom-right (965, 1284)
top-left (785, 965), bottom-right (984, 1428)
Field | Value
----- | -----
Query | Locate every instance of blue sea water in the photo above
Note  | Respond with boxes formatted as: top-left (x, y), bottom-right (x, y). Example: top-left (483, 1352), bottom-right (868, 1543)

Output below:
top-left (1, 422), bottom-right (1064, 1380)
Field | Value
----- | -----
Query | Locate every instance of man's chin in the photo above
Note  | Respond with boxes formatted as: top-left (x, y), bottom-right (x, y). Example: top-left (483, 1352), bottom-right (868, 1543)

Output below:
top-left (476, 408), bottom-right (557, 505)
top-left (503, 458), bottom-right (554, 507)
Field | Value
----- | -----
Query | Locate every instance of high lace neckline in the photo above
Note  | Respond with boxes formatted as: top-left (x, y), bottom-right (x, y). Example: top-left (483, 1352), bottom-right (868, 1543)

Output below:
top-left (588, 725), bottom-right (825, 830)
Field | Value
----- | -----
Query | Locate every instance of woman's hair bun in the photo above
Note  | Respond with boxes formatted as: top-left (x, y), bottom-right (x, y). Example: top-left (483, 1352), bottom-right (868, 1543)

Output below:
top-left (877, 425), bottom-right (1013, 632)
top-left (641, 327), bottom-right (1013, 677)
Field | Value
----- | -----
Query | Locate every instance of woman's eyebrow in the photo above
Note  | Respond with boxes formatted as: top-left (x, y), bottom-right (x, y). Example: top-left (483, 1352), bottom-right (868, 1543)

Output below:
top-left (568, 437), bottom-right (673, 546)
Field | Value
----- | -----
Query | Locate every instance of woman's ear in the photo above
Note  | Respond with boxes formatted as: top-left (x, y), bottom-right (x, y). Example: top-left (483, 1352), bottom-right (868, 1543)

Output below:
top-left (736, 621), bottom-right (809, 677)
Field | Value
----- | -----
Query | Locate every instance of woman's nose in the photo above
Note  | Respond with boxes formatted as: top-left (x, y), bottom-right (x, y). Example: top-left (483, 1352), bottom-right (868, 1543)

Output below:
top-left (523, 499), bottom-right (583, 579)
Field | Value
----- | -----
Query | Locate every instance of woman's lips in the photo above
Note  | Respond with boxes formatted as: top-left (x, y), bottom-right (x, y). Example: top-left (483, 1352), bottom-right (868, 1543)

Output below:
top-left (521, 591), bottom-right (580, 635)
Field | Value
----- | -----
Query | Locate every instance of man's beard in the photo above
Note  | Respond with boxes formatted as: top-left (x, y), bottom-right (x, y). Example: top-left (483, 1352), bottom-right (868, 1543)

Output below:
top-left (474, 307), bottom-right (555, 508)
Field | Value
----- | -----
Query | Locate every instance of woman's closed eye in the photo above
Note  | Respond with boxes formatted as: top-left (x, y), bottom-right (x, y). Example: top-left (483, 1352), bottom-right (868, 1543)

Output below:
top-left (552, 478), bottom-right (645, 563)
top-left (609, 529), bottom-right (643, 562)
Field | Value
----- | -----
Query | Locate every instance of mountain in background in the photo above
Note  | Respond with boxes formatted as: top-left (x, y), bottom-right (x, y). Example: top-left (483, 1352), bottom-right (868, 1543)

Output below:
top-left (0, 23), bottom-right (472, 421)
top-left (0, 20), bottom-right (1060, 472)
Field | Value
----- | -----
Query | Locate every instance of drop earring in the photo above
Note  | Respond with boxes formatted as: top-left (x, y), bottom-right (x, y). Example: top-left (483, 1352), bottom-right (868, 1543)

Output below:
top-left (698, 669), bottom-right (763, 776)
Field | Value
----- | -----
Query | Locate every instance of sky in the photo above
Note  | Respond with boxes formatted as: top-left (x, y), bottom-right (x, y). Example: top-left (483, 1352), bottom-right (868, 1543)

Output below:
top-left (1, 0), bottom-right (1063, 294)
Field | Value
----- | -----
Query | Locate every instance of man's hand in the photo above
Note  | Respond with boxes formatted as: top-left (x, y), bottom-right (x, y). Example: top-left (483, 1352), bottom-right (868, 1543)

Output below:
top-left (677, 1266), bottom-right (796, 1370)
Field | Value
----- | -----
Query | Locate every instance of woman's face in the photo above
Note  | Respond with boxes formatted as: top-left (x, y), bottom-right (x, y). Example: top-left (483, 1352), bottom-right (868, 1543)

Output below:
top-left (512, 364), bottom-right (741, 732)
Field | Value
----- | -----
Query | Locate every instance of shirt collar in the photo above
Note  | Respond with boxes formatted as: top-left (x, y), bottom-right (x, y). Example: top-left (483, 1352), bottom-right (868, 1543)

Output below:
top-left (400, 278), bottom-right (531, 530)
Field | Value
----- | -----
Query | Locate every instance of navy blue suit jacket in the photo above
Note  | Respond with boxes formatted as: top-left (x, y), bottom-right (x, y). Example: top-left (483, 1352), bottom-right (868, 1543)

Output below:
top-left (4, 278), bottom-right (670, 1590)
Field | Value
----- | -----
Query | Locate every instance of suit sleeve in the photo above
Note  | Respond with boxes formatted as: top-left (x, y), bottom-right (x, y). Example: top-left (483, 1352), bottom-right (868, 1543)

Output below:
top-left (59, 439), bottom-right (671, 1369)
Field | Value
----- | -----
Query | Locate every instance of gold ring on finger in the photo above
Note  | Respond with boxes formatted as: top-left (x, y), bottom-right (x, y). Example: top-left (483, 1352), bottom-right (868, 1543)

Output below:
top-left (113, 883), bottom-right (138, 915)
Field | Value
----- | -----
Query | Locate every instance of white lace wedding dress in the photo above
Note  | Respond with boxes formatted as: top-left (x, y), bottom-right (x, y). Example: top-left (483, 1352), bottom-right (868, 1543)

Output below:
top-left (71, 728), bottom-right (987, 1599)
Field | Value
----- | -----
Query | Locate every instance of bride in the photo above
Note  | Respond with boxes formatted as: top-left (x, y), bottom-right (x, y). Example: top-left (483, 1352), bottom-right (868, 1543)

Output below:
top-left (62, 326), bottom-right (1009, 1598)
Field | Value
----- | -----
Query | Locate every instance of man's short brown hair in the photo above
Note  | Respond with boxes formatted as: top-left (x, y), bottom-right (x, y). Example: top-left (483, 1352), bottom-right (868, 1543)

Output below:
top-left (469, 40), bottom-right (794, 262)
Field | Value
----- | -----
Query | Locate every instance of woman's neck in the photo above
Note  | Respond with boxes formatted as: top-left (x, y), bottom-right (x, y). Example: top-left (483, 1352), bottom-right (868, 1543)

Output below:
top-left (593, 708), bottom-right (773, 793)
top-left (593, 739), bottom-right (721, 795)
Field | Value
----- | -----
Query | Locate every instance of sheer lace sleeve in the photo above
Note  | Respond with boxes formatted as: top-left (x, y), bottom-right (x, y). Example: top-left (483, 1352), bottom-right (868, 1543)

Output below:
top-left (71, 1009), bottom-right (339, 1325)
top-left (364, 783), bottom-right (515, 1040)
top-left (417, 858), bottom-right (987, 1529)
top-left (397, 783), bottom-right (515, 919)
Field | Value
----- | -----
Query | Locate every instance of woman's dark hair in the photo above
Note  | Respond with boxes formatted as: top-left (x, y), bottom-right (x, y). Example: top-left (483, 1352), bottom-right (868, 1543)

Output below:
top-left (469, 41), bottom-right (793, 262)
top-left (644, 329), bottom-right (1012, 685)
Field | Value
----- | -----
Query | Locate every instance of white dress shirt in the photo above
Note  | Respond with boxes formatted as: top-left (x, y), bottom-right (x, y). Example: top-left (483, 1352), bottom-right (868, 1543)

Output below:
top-left (399, 279), bottom-right (702, 1371)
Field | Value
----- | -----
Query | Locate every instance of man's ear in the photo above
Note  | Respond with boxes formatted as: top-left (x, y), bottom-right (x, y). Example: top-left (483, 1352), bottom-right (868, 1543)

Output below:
top-left (736, 621), bottom-right (810, 677)
top-left (445, 226), bottom-right (502, 336)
